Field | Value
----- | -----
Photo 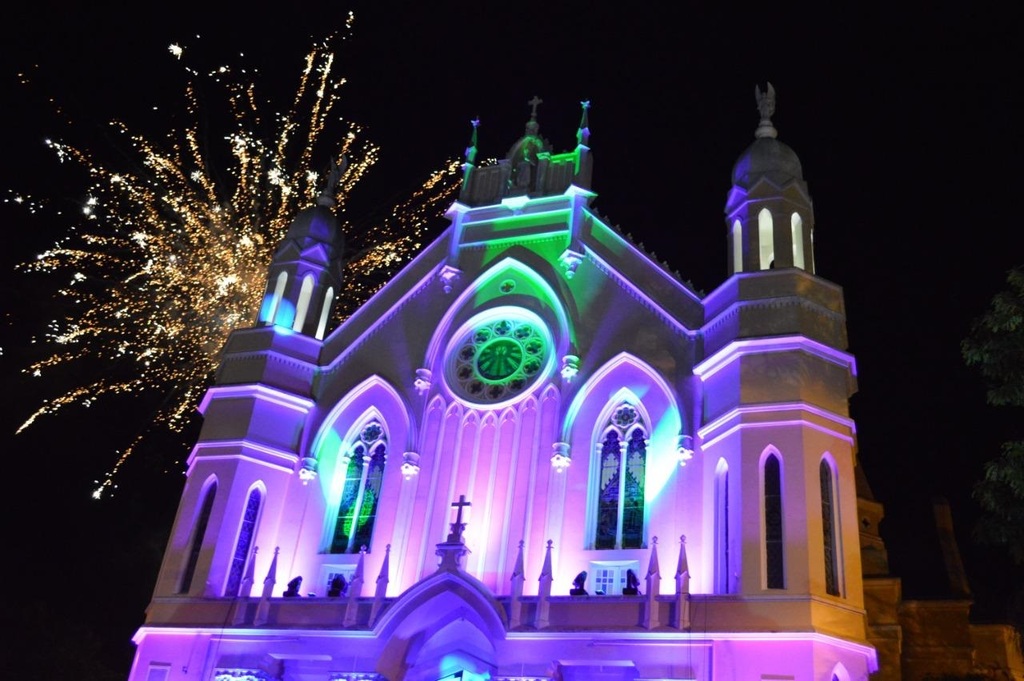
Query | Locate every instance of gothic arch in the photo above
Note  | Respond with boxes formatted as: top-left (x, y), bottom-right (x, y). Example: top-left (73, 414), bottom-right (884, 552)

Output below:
top-left (564, 352), bottom-right (682, 452)
top-left (820, 451), bottom-right (843, 596)
top-left (760, 445), bottom-right (785, 589)
top-left (830, 661), bottom-right (852, 681)
top-left (374, 570), bottom-right (506, 680)
top-left (312, 375), bottom-right (414, 467)
top-left (424, 256), bottom-right (573, 370)
top-left (225, 481), bottom-right (265, 597)
top-left (179, 474), bottom-right (218, 595)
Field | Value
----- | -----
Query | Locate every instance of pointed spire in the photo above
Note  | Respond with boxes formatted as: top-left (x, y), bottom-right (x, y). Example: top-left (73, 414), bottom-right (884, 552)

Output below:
top-left (644, 537), bottom-right (662, 629)
top-left (231, 545), bottom-right (259, 626)
top-left (464, 118), bottom-right (479, 165)
top-left (754, 82), bottom-right (778, 139)
top-left (263, 547), bottom-right (279, 596)
top-left (509, 540), bottom-right (526, 629)
top-left (675, 534), bottom-right (690, 593)
top-left (674, 535), bottom-right (692, 630)
top-left (239, 545), bottom-right (258, 599)
top-left (375, 544), bottom-right (391, 595)
top-left (647, 536), bottom-right (661, 580)
top-left (534, 539), bottom-right (554, 629)
top-left (370, 544), bottom-right (391, 626)
top-left (577, 100), bottom-right (591, 146)
top-left (343, 545), bottom-right (367, 628)
top-left (512, 539), bottom-right (525, 581)
top-left (539, 539), bottom-right (553, 586)
top-left (254, 547), bottom-right (279, 626)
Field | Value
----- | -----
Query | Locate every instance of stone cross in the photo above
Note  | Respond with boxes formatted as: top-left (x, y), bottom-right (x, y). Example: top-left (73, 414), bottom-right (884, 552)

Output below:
top-left (449, 494), bottom-right (472, 542)
top-left (528, 95), bottom-right (543, 118)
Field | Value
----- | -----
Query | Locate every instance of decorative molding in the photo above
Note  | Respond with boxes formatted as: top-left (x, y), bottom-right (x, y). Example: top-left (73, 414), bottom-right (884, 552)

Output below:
top-left (439, 264), bottom-right (461, 293)
top-left (676, 434), bottom-right (695, 466)
top-left (558, 248), bottom-right (584, 279)
top-left (298, 456), bottom-right (318, 483)
top-left (551, 441), bottom-right (571, 472)
top-left (213, 670), bottom-right (273, 681)
top-left (401, 451), bottom-right (421, 479)
top-left (414, 367), bottom-right (432, 395)
top-left (560, 354), bottom-right (580, 381)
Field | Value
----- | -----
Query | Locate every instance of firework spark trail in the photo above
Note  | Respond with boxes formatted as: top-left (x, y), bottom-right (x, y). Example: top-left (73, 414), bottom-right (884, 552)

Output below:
top-left (10, 17), bottom-right (462, 498)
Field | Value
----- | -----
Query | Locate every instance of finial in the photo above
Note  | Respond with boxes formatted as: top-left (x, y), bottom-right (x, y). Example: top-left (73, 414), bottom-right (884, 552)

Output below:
top-left (577, 100), bottom-right (591, 146)
top-left (317, 155), bottom-right (348, 207)
top-left (465, 118), bottom-right (480, 165)
top-left (754, 83), bottom-right (778, 139)
top-left (528, 95), bottom-right (543, 120)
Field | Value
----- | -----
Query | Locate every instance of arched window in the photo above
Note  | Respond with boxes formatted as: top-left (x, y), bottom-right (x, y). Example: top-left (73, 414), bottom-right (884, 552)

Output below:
top-left (262, 271), bottom-right (287, 325)
top-left (330, 421), bottom-right (387, 553)
top-left (714, 459), bottom-right (730, 593)
top-left (225, 487), bottom-right (262, 597)
top-left (180, 481), bottom-right (217, 594)
top-left (293, 274), bottom-right (315, 332)
top-left (820, 459), bottom-right (840, 596)
top-left (764, 453), bottom-right (784, 588)
top-left (731, 220), bottom-right (743, 273)
top-left (791, 212), bottom-right (805, 269)
top-left (315, 286), bottom-right (335, 340)
top-left (758, 208), bottom-right (774, 270)
top-left (594, 403), bottom-right (647, 550)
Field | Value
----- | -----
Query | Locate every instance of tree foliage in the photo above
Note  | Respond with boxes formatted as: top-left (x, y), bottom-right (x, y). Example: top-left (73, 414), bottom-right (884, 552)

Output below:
top-left (962, 266), bottom-right (1024, 564)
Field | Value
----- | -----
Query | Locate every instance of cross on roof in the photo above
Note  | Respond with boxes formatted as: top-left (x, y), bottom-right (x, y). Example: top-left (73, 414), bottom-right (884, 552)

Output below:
top-left (451, 494), bottom-right (472, 527)
top-left (446, 494), bottom-right (472, 543)
top-left (528, 95), bottom-right (543, 118)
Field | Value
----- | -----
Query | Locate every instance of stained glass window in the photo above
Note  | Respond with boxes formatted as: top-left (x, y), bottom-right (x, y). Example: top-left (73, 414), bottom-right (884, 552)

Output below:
top-left (820, 460), bottom-right (840, 596)
top-left (330, 422), bottom-right (387, 554)
top-left (594, 403), bottom-right (646, 550)
top-left (180, 481), bottom-right (216, 593)
top-left (764, 454), bottom-right (784, 589)
top-left (225, 488), bottom-right (261, 596)
top-left (447, 313), bottom-right (551, 405)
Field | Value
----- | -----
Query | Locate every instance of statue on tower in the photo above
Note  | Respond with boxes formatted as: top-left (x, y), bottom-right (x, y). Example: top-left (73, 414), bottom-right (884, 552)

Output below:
top-left (506, 95), bottom-right (550, 193)
top-left (754, 82), bottom-right (778, 139)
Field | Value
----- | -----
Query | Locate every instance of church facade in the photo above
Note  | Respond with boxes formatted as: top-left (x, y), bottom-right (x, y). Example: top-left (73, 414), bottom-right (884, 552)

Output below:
top-left (127, 86), bottom-right (879, 681)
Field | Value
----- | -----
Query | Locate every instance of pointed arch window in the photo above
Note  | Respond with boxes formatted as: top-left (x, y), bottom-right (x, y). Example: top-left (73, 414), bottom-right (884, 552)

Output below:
top-left (225, 488), bottom-right (261, 597)
top-left (179, 481), bottom-right (216, 594)
top-left (330, 421), bottom-right (387, 553)
top-left (731, 220), bottom-right (743, 273)
top-left (315, 286), bottom-right (335, 340)
top-left (791, 212), bottom-right (805, 269)
top-left (261, 271), bottom-right (287, 325)
top-left (820, 459), bottom-right (840, 596)
top-left (758, 208), bottom-right (774, 270)
top-left (764, 453), bottom-right (784, 588)
top-left (714, 459), bottom-right (730, 593)
top-left (594, 403), bottom-right (647, 550)
top-left (293, 274), bottom-right (315, 332)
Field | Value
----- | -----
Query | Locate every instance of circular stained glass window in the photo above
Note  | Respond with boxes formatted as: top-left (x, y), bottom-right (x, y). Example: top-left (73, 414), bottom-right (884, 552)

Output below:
top-left (448, 313), bottom-right (551, 405)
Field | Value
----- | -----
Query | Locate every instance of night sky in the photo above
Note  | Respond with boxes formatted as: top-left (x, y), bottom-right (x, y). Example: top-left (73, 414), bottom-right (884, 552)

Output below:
top-left (2, 3), bottom-right (1022, 677)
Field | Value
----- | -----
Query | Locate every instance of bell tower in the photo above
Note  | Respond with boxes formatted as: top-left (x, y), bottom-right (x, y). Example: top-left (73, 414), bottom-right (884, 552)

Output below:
top-left (725, 83), bottom-right (815, 275)
top-left (257, 157), bottom-right (347, 339)
top-left (698, 84), bottom-right (863, 629)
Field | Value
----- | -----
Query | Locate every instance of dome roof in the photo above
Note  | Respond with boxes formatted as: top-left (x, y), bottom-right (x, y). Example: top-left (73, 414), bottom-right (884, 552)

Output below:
top-left (731, 136), bottom-right (803, 187)
top-left (731, 82), bottom-right (804, 188)
top-left (284, 204), bottom-right (343, 248)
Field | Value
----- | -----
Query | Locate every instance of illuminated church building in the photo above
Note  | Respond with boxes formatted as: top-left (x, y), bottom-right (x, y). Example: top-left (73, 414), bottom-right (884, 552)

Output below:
top-left (128, 87), bottom-right (883, 681)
